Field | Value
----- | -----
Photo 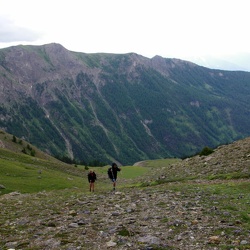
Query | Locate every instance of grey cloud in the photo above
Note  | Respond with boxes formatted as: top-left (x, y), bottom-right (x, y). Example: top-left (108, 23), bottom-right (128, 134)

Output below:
top-left (0, 16), bottom-right (41, 43)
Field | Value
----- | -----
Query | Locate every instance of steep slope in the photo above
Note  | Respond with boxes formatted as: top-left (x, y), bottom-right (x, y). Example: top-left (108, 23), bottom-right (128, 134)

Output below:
top-left (0, 43), bottom-right (250, 164)
top-left (0, 129), bottom-right (65, 162)
top-left (0, 129), bottom-right (87, 195)
top-left (136, 136), bottom-right (250, 184)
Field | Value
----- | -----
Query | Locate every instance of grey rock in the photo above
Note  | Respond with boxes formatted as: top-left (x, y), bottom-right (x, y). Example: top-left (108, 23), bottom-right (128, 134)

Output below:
top-left (138, 235), bottom-right (160, 245)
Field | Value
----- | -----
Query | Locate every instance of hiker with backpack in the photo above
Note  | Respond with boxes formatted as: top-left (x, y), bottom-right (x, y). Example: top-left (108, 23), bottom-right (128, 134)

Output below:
top-left (108, 162), bottom-right (121, 191)
top-left (88, 170), bottom-right (97, 192)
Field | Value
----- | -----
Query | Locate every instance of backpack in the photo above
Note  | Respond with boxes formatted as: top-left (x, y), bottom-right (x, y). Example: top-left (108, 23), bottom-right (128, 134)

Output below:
top-left (107, 167), bottom-right (113, 179)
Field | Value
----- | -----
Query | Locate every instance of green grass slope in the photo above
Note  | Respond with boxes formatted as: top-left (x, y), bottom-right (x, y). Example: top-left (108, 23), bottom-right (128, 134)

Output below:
top-left (1, 128), bottom-right (249, 196)
top-left (0, 129), bottom-right (182, 195)
top-left (0, 130), bottom-right (88, 195)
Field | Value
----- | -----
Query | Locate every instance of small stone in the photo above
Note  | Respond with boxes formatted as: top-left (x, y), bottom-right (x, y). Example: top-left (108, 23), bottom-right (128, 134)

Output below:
top-left (111, 212), bottom-right (120, 216)
top-left (69, 210), bottom-right (77, 216)
top-left (240, 240), bottom-right (248, 245)
top-left (5, 242), bottom-right (18, 248)
top-left (69, 223), bottom-right (79, 228)
top-left (138, 235), bottom-right (160, 245)
top-left (106, 240), bottom-right (117, 247)
top-left (208, 236), bottom-right (220, 244)
top-left (191, 220), bottom-right (199, 225)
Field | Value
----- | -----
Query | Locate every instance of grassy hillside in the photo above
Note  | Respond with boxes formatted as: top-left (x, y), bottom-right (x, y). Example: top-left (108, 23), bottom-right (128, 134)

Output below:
top-left (0, 130), bottom-right (86, 194)
top-left (0, 145), bottom-right (177, 195)
top-left (0, 130), bottom-right (153, 195)
top-left (1, 129), bottom-right (249, 195)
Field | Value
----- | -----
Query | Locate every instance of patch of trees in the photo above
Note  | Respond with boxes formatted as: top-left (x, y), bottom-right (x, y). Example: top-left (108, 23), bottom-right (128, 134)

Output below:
top-left (55, 155), bottom-right (106, 167)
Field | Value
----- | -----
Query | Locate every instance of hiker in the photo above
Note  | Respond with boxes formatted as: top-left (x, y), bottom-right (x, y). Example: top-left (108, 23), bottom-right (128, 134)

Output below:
top-left (108, 162), bottom-right (121, 191)
top-left (88, 170), bottom-right (97, 192)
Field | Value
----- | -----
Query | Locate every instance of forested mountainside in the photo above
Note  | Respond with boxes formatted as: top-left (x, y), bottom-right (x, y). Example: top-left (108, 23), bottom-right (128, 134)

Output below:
top-left (0, 43), bottom-right (250, 164)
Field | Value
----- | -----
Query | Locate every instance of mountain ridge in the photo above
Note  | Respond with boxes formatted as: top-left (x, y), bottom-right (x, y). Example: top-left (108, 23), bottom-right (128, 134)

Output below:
top-left (0, 43), bottom-right (250, 164)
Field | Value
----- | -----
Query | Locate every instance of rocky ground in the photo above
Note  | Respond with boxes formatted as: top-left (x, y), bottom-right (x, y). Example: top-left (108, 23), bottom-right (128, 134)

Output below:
top-left (1, 178), bottom-right (250, 250)
top-left (1, 137), bottom-right (250, 250)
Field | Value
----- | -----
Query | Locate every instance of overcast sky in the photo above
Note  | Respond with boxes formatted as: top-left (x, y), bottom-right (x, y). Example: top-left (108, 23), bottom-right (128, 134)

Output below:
top-left (0, 0), bottom-right (250, 61)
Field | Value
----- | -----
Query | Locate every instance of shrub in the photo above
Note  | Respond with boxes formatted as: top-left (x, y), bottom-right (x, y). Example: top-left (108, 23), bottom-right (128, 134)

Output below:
top-left (199, 146), bottom-right (214, 156)
top-left (12, 135), bottom-right (17, 143)
top-left (30, 149), bottom-right (36, 156)
top-left (22, 148), bottom-right (27, 154)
